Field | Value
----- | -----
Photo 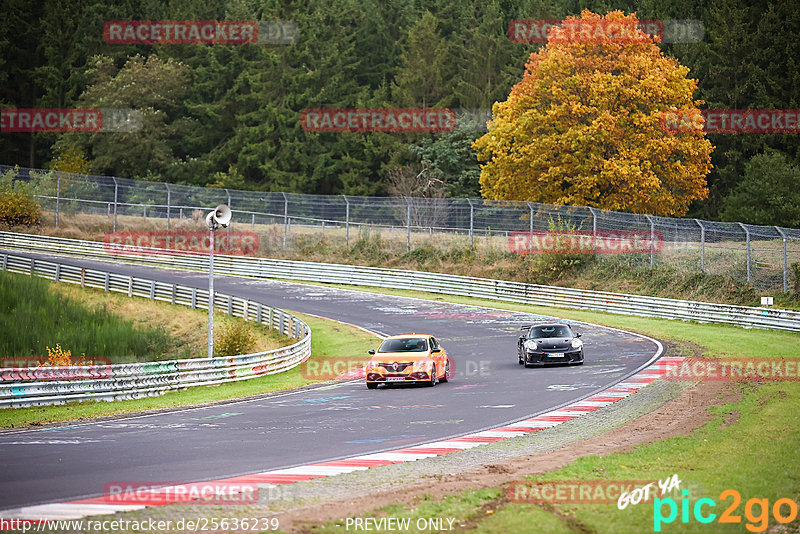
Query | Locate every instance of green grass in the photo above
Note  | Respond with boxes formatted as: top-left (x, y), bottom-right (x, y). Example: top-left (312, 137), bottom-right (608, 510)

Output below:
top-left (280, 282), bottom-right (800, 534)
top-left (0, 270), bottom-right (292, 363)
top-left (0, 312), bottom-right (379, 428)
top-left (0, 270), bottom-right (173, 361)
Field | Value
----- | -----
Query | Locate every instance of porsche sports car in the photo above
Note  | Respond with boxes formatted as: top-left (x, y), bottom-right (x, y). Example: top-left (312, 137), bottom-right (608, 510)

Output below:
top-left (365, 334), bottom-right (450, 389)
top-left (517, 322), bottom-right (584, 367)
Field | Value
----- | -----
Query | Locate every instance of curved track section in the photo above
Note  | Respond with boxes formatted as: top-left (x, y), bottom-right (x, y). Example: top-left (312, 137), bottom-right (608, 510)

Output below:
top-left (0, 252), bottom-right (662, 512)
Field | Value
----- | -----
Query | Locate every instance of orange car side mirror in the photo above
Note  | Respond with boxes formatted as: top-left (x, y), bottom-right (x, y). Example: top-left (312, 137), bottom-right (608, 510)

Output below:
top-left (368, 349), bottom-right (375, 355)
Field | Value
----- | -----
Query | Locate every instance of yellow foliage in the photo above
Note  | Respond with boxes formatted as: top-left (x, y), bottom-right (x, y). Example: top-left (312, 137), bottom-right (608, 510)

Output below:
top-left (51, 148), bottom-right (91, 175)
top-left (0, 190), bottom-right (41, 227)
top-left (39, 344), bottom-right (77, 367)
top-left (473, 10), bottom-right (713, 217)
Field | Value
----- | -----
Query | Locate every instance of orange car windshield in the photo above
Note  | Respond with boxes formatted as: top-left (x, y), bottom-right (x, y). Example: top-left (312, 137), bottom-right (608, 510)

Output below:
top-left (378, 338), bottom-right (428, 352)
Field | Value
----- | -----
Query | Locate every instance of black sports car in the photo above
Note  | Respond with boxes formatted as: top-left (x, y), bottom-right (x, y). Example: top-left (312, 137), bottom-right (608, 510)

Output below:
top-left (517, 322), bottom-right (584, 367)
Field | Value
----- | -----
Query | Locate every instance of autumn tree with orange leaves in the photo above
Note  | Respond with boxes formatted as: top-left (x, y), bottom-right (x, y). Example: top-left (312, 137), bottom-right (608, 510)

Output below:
top-left (473, 10), bottom-right (713, 217)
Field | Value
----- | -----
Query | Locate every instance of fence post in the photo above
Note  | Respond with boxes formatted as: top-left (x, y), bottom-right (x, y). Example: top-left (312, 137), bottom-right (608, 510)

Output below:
top-left (589, 207), bottom-right (598, 254)
top-left (165, 183), bottom-right (171, 230)
top-left (694, 219), bottom-right (705, 273)
top-left (1, 253), bottom-right (5, 271)
top-left (405, 197), bottom-right (411, 251)
top-left (282, 192), bottom-right (288, 247)
top-left (112, 177), bottom-right (119, 232)
top-left (55, 171), bottom-right (61, 227)
top-left (644, 215), bottom-right (655, 267)
top-left (466, 198), bottom-right (474, 249)
top-left (526, 202), bottom-right (534, 253)
top-left (775, 226), bottom-right (788, 292)
top-left (343, 195), bottom-right (350, 247)
top-left (225, 188), bottom-right (232, 238)
top-left (738, 222), bottom-right (751, 283)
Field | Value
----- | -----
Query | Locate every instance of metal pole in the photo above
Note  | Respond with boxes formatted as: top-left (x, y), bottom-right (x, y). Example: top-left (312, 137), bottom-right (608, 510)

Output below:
top-left (112, 177), bottom-right (118, 232)
top-left (645, 215), bottom-right (655, 267)
top-left (776, 226), bottom-right (788, 292)
top-left (225, 188), bottom-right (231, 238)
top-left (208, 227), bottom-right (215, 358)
top-left (738, 222), bottom-right (751, 283)
top-left (466, 198), bottom-right (474, 249)
top-left (526, 202), bottom-right (534, 253)
top-left (55, 172), bottom-right (61, 227)
top-left (589, 207), bottom-right (598, 254)
top-left (165, 183), bottom-right (171, 230)
top-left (405, 197), bottom-right (411, 251)
top-left (282, 192), bottom-right (288, 247)
top-left (343, 195), bottom-right (350, 247)
top-left (694, 219), bottom-right (705, 273)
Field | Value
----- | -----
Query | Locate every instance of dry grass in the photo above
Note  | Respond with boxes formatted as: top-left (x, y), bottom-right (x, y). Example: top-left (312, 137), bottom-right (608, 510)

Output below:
top-left (51, 282), bottom-right (289, 360)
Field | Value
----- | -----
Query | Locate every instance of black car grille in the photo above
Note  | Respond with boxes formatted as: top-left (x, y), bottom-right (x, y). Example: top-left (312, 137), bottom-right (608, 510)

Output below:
top-left (378, 362), bottom-right (412, 372)
top-left (527, 351), bottom-right (581, 363)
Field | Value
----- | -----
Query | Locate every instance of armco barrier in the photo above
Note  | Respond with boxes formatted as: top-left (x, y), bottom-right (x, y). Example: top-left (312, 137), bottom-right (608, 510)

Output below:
top-left (1, 231), bottom-right (800, 332)
top-left (0, 251), bottom-right (311, 408)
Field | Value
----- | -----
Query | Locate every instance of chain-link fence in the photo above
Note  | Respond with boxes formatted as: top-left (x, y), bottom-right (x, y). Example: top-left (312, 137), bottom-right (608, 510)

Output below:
top-left (3, 164), bottom-right (799, 292)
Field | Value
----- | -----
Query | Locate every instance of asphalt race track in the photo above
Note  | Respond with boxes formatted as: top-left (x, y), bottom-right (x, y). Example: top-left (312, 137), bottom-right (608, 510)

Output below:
top-left (0, 252), bottom-right (662, 510)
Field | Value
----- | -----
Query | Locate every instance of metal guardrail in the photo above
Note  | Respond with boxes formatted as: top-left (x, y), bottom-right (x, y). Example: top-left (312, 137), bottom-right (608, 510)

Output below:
top-left (2, 231), bottom-right (799, 333)
top-left (4, 164), bottom-right (799, 292)
top-left (0, 251), bottom-right (311, 408)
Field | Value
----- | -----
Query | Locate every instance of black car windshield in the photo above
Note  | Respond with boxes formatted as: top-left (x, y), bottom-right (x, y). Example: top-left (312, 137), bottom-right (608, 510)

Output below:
top-left (378, 338), bottom-right (428, 352)
top-left (530, 325), bottom-right (572, 338)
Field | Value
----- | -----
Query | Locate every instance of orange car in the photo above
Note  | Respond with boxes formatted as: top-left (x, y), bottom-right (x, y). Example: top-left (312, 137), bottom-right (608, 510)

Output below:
top-left (365, 334), bottom-right (450, 389)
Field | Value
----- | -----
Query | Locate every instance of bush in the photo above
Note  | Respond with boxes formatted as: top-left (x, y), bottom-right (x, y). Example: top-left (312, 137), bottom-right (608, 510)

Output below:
top-left (792, 262), bottom-right (800, 295)
top-left (0, 190), bottom-right (41, 227)
top-left (214, 319), bottom-right (256, 357)
top-left (39, 344), bottom-right (79, 367)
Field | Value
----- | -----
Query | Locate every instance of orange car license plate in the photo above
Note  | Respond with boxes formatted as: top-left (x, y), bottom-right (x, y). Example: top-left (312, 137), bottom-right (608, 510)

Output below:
top-left (387, 377), bottom-right (405, 382)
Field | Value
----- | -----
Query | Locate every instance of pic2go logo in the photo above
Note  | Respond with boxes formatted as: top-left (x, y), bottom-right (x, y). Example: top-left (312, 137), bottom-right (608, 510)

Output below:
top-left (654, 489), bottom-right (799, 532)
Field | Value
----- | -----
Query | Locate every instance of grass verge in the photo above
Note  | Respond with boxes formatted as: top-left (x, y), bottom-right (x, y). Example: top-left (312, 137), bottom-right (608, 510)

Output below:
top-left (0, 269), bottom-right (292, 363)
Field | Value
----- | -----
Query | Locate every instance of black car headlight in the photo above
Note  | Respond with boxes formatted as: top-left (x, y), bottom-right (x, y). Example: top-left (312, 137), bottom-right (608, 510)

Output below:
top-left (523, 340), bottom-right (538, 352)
